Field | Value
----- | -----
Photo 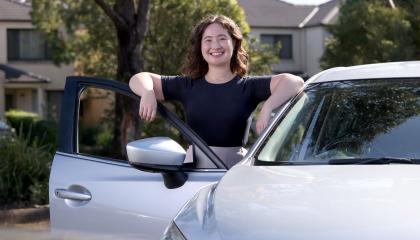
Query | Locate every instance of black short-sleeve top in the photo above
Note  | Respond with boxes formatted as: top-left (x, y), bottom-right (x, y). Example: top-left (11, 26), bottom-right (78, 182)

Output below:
top-left (161, 75), bottom-right (272, 147)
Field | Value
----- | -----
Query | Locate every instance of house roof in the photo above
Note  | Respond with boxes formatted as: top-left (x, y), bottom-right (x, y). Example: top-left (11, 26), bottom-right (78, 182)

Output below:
top-left (237, 0), bottom-right (341, 28)
top-left (0, 64), bottom-right (50, 83)
top-left (305, 0), bottom-right (341, 27)
top-left (0, 0), bottom-right (31, 21)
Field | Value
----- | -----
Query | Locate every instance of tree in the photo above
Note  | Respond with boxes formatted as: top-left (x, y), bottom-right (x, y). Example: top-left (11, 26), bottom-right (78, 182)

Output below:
top-left (32, 0), bottom-right (151, 157)
top-left (247, 37), bottom-right (280, 75)
top-left (396, 0), bottom-right (420, 58)
top-left (320, 0), bottom-right (417, 69)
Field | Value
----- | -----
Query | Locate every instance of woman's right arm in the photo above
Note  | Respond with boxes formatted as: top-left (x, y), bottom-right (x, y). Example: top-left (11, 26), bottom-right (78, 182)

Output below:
top-left (129, 72), bottom-right (164, 121)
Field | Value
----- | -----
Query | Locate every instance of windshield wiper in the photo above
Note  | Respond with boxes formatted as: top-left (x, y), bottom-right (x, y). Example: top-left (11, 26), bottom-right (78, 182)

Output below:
top-left (328, 157), bottom-right (416, 165)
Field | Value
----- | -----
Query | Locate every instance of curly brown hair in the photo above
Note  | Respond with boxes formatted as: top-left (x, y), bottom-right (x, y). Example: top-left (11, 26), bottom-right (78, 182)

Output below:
top-left (181, 15), bottom-right (249, 79)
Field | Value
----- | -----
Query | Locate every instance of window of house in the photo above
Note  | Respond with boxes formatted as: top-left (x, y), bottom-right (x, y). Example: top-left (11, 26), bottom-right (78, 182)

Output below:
top-left (261, 34), bottom-right (293, 59)
top-left (5, 94), bottom-right (15, 111)
top-left (7, 29), bottom-right (52, 61)
top-left (31, 89), bottom-right (37, 112)
top-left (47, 90), bottom-right (63, 121)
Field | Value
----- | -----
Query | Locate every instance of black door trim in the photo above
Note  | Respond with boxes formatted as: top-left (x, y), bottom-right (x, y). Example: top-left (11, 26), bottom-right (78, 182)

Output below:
top-left (58, 76), bottom-right (227, 169)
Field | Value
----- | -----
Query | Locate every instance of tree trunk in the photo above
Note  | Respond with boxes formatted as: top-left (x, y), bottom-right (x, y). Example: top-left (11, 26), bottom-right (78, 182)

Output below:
top-left (112, 30), bottom-right (144, 158)
top-left (97, 0), bottom-right (150, 159)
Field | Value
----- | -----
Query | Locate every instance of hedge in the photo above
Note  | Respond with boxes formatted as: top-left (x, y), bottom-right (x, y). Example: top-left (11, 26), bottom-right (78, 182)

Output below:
top-left (5, 110), bottom-right (58, 152)
top-left (0, 130), bottom-right (51, 205)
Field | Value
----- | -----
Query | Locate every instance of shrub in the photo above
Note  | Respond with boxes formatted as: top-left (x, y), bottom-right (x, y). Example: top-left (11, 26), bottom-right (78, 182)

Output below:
top-left (0, 130), bottom-right (52, 205)
top-left (79, 125), bottom-right (114, 156)
top-left (79, 125), bottom-right (101, 146)
top-left (5, 110), bottom-right (58, 151)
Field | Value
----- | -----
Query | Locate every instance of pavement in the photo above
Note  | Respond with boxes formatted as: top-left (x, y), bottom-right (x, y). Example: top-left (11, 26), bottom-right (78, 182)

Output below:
top-left (0, 205), bottom-right (50, 230)
top-left (0, 207), bottom-right (140, 239)
top-left (0, 207), bottom-right (123, 239)
top-left (0, 205), bottom-right (50, 234)
top-left (0, 206), bottom-right (51, 239)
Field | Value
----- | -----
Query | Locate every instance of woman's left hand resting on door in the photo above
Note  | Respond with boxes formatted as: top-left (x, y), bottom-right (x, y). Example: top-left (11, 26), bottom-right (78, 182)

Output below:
top-left (256, 73), bottom-right (304, 135)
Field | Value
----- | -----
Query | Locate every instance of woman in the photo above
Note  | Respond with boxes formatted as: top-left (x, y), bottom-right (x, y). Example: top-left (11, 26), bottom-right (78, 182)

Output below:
top-left (129, 15), bottom-right (304, 168)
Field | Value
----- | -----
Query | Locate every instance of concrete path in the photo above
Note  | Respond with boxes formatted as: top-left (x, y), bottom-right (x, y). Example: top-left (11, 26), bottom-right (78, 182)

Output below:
top-left (0, 205), bottom-right (50, 231)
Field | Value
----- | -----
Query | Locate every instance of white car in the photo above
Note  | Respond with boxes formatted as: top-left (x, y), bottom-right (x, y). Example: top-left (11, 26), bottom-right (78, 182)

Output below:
top-left (0, 120), bottom-right (11, 137)
top-left (162, 61), bottom-right (420, 240)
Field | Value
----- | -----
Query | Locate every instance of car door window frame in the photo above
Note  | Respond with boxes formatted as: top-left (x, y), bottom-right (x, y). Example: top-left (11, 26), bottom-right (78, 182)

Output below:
top-left (58, 76), bottom-right (227, 171)
top-left (248, 90), bottom-right (307, 165)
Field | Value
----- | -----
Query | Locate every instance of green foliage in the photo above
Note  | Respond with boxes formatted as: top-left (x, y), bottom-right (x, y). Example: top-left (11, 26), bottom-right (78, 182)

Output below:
top-left (5, 110), bottom-right (58, 151)
top-left (247, 37), bottom-right (280, 75)
top-left (321, 0), bottom-right (418, 69)
top-left (396, 0), bottom-right (420, 58)
top-left (0, 130), bottom-right (52, 205)
top-left (79, 125), bottom-right (114, 157)
top-left (31, 0), bottom-right (118, 78)
top-left (142, 115), bottom-right (190, 148)
top-left (79, 125), bottom-right (101, 146)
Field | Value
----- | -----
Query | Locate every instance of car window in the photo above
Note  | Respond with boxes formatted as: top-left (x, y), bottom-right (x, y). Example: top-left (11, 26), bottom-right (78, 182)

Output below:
top-left (257, 79), bottom-right (420, 165)
top-left (78, 86), bottom-right (189, 162)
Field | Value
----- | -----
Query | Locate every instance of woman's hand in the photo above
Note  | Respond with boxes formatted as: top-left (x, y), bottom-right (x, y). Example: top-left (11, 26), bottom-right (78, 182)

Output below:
top-left (139, 91), bottom-right (157, 121)
top-left (256, 73), bottom-right (304, 135)
top-left (129, 72), bottom-right (164, 122)
top-left (256, 107), bottom-right (271, 135)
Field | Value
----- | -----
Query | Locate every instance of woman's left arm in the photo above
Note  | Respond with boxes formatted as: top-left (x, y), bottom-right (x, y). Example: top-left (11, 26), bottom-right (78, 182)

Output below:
top-left (256, 73), bottom-right (304, 135)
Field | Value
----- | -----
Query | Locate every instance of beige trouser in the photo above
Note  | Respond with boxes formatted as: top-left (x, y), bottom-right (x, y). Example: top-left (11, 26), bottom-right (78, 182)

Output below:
top-left (184, 145), bottom-right (247, 169)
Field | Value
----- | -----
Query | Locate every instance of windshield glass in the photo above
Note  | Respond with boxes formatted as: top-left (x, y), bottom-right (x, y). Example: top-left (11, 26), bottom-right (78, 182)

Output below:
top-left (257, 79), bottom-right (420, 165)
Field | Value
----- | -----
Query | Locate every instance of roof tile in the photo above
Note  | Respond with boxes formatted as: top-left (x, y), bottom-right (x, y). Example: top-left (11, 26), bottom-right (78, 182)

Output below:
top-left (238, 0), bottom-right (340, 28)
top-left (0, 0), bottom-right (31, 21)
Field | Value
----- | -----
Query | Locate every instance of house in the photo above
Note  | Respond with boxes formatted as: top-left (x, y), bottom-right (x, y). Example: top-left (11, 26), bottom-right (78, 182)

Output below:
top-left (0, 0), bottom-right (73, 120)
top-left (238, 0), bottom-right (341, 77)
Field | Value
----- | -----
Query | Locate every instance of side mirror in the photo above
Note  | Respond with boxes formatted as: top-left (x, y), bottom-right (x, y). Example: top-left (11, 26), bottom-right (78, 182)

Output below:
top-left (126, 137), bottom-right (188, 189)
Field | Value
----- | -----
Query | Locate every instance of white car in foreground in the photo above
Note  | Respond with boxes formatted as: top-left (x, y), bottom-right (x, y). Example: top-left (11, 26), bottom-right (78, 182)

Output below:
top-left (162, 61), bottom-right (420, 240)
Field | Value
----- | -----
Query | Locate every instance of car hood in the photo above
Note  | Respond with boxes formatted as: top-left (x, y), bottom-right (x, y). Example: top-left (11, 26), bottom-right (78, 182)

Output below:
top-left (214, 164), bottom-right (420, 240)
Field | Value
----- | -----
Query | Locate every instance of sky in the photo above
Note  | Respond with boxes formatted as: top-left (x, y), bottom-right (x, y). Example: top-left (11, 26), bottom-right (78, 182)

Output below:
top-left (283, 0), bottom-right (331, 5)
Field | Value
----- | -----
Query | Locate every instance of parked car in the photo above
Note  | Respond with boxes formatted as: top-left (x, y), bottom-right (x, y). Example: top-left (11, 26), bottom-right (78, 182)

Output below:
top-left (162, 61), bottom-right (420, 240)
top-left (0, 120), bottom-right (11, 137)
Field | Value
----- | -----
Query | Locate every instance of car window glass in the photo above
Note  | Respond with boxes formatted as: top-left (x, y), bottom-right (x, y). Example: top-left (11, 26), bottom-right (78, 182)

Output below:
top-left (257, 79), bottom-right (420, 164)
top-left (78, 86), bottom-right (189, 162)
top-left (258, 94), bottom-right (309, 162)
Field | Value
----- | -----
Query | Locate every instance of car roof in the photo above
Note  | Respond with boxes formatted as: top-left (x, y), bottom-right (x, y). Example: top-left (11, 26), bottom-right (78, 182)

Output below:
top-left (307, 61), bottom-right (420, 84)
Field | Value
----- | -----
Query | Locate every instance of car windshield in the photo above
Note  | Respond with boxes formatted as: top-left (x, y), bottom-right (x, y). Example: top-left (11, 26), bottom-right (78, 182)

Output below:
top-left (257, 78), bottom-right (420, 165)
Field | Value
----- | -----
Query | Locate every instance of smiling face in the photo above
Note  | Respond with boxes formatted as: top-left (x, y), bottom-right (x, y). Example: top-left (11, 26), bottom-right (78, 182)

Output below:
top-left (201, 23), bottom-right (235, 68)
top-left (182, 15), bottom-right (248, 78)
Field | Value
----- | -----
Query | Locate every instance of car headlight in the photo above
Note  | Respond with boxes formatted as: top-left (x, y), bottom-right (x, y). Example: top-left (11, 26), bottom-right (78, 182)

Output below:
top-left (162, 183), bottom-right (220, 240)
top-left (162, 221), bottom-right (186, 240)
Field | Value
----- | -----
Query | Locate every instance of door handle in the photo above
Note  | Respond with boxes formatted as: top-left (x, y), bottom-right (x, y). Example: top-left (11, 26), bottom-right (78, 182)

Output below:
top-left (55, 188), bottom-right (92, 201)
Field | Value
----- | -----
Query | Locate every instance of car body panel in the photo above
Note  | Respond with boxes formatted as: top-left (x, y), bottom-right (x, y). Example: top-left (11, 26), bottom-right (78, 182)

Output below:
top-left (213, 163), bottom-right (420, 240)
top-left (50, 152), bottom-right (224, 238)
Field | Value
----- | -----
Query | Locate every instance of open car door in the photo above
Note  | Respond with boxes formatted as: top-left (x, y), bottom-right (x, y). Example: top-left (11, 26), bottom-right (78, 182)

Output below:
top-left (49, 76), bottom-right (227, 239)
